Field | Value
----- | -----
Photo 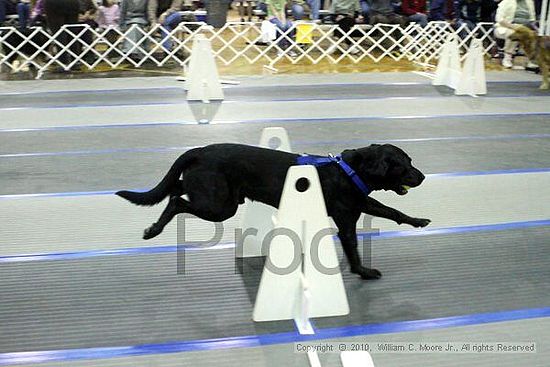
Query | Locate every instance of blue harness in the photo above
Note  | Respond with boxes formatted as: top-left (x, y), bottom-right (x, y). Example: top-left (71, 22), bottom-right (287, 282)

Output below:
top-left (296, 154), bottom-right (371, 197)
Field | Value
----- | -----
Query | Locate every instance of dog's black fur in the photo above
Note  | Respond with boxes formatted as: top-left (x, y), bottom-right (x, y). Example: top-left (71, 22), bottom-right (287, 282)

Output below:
top-left (117, 143), bottom-right (431, 279)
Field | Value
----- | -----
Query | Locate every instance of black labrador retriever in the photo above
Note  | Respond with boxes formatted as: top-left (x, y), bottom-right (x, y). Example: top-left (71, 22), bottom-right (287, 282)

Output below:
top-left (117, 143), bottom-right (431, 279)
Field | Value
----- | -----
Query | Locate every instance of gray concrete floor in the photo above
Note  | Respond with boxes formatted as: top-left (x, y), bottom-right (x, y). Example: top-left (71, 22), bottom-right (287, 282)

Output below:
top-left (0, 71), bottom-right (549, 367)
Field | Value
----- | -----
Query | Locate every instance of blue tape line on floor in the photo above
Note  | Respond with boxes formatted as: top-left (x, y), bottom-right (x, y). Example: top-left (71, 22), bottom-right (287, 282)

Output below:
top-left (1, 219), bottom-right (548, 263)
top-left (0, 80), bottom-right (538, 98)
top-left (2, 134), bottom-right (550, 159)
top-left (1, 112), bottom-right (550, 133)
top-left (0, 81), bottom-right (544, 110)
top-left (0, 307), bottom-right (548, 365)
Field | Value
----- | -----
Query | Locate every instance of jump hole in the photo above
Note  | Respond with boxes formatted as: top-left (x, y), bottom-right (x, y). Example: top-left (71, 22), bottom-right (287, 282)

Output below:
top-left (268, 137), bottom-right (281, 149)
top-left (295, 177), bottom-right (310, 193)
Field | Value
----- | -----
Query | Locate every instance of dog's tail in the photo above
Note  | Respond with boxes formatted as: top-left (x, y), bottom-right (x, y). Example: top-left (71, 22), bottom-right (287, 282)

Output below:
top-left (115, 152), bottom-right (197, 206)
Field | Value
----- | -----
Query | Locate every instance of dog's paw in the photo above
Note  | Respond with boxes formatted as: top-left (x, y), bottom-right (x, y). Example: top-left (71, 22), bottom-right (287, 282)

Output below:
top-left (143, 224), bottom-right (162, 240)
top-left (352, 267), bottom-right (382, 280)
top-left (409, 218), bottom-right (431, 228)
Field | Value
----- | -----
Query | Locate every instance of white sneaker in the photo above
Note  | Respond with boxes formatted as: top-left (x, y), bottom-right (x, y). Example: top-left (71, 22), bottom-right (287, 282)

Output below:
top-left (526, 61), bottom-right (539, 68)
top-left (327, 44), bottom-right (338, 55)
top-left (502, 54), bottom-right (513, 68)
top-left (348, 46), bottom-right (360, 55)
top-left (288, 50), bottom-right (298, 58)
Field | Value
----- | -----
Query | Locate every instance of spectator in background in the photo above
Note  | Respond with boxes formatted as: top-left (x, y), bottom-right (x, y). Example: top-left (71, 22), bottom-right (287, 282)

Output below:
top-left (147, 0), bottom-right (181, 51)
top-left (430, 0), bottom-right (476, 38)
top-left (120, 0), bottom-right (148, 61)
top-left (147, 0), bottom-right (180, 26)
top-left (429, 0), bottom-right (459, 21)
top-left (44, 0), bottom-right (80, 68)
top-left (479, 0), bottom-right (497, 21)
top-left (401, 0), bottom-right (428, 26)
top-left (257, 0), bottom-right (320, 21)
top-left (264, 0), bottom-right (298, 56)
top-left (30, 0), bottom-right (46, 26)
top-left (296, 0), bottom-right (321, 21)
top-left (329, 0), bottom-right (363, 54)
top-left (17, 0), bottom-right (31, 28)
top-left (494, 0), bottom-right (536, 67)
top-left (359, 0), bottom-right (370, 20)
top-left (97, 0), bottom-right (119, 55)
top-left (77, 0), bottom-right (98, 63)
top-left (97, 0), bottom-right (120, 28)
top-left (457, 0), bottom-right (481, 29)
top-left (0, 0), bottom-right (17, 26)
top-left (369, 0), bottom-right (407, 26)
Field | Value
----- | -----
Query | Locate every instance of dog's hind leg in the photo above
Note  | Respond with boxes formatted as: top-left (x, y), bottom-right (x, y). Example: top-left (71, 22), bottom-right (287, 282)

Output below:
top-left (143, 171), bottom-right (240, 240)
top-left (143, 197), bottom-right (189, 239)
top-left (170, 180), bottom-right (186, 198)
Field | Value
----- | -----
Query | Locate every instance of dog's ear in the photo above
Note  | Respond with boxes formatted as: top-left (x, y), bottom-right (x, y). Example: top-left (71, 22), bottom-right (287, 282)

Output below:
top-left (341, 149), bottom-right (361, 166)
top-left (366, 158), bottom-right (389, 177)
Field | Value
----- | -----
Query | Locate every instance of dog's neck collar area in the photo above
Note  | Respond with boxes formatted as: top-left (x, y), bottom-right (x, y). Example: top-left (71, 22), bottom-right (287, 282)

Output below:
top-left (296, 154), bottom-right (372, 197)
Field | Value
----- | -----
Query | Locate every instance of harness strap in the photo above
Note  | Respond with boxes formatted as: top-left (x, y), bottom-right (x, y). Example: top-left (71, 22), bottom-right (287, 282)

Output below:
top-left (296, 154), bottom-right (372, 197)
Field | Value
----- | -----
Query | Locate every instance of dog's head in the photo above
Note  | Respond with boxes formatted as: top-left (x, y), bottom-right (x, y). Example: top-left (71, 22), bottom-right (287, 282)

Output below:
top-left (342, 144), bottom-right (425, 195)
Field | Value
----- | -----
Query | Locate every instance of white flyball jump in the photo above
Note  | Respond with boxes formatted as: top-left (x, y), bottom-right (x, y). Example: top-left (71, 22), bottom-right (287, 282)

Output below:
top-left (252, 165), bottom-right (350, 331)
top-left (455, 38), bottom-right (487, 96)
top-left (432, 34), bottom-right (486, 97)
top-left (184, 34), bottom-right (224, 103)
top-left (237, 127), bottom-right (292, 258)
top-left (432, 33), bottom-right (462, 90)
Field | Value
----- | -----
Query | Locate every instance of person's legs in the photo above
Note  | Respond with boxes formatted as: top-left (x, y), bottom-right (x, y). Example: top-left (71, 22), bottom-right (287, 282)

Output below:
top-left (16, 2), bottom-right (30, 28)
top-left (306, 0), bottom-right (320, 20)
top-left (360, 0), bottom-right (370, 20)
top-left (270, 17), bottom-right (293, 49)
top-left (387, 12), bottom-right (406, 26)
top-left (337, 16), bottom-right (354, 46)
top-left (408, 12), bottom-right (427, 27)
top-left (502, 37), bottom-right (517, 67)
top-left (369, 12), bottom-right (389, 24)
top-left (161, 12), bottom-right (182, 51)
top-left (291, 2), bottom-right (304, 20)
top-left (45, 1), bottom-right (67, 64)
top-left (0, 0), bottom-right (17, 24)
top-left (123, 22), bottom-right (147, 59)
top-left (0, 0), bottom-right (5, 24)
top-left (257, 1), bottom-right (267, 13)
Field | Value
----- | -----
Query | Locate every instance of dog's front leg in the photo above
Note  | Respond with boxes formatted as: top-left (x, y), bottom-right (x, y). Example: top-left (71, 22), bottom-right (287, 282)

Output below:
top-left (334, 216), bottom-right (382, 280)
top-left (361, 197), bottom-right (431, 228)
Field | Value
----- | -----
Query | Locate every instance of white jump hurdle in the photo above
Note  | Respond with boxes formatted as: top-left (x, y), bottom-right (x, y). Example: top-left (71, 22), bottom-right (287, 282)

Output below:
top-left (455, 38), bottom-right (486, 96)
top-left (432, 34), bottom-right (486, 97)
top-left (237, 127), bottom-right (292, 258)
top-left (432, 33), bottom-right (462, 90)
top-left (184, 34), bottom-right (224, 103)
top-left (252, 165), bottom-right (350, 331)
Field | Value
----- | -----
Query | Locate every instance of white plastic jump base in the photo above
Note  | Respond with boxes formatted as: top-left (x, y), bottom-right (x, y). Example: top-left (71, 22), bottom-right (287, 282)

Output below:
top-left (252, 165), bottom-right (349, 324)
top-left (341, 351), bottom-right (376, 367)
top-left (455, 38), bottom-right (487, 97)
top-left (184, 34), bottom-right (224, 103)
top-left (176, 76), bottom-right (240, 85)
top-left (237, 127), bottom-right (292, 258)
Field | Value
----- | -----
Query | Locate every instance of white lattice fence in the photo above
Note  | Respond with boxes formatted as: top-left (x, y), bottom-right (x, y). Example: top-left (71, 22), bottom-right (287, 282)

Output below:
top-left (0, 21), bottom-right (497, 77)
